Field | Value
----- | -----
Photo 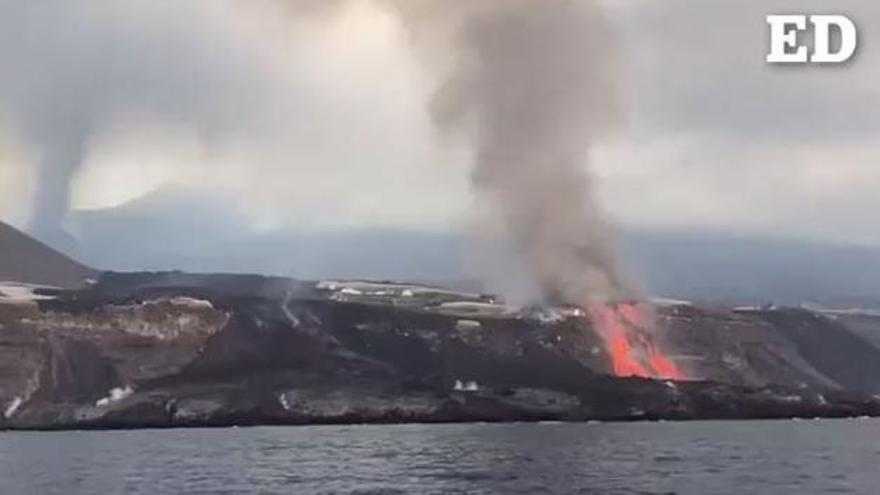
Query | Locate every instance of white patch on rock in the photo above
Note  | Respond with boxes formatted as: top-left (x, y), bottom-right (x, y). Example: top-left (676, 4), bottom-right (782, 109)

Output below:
top-left (568, 308), bottom-right (585, 317)
top-left (96, 386), bottom-right (134, 407)
top-left (439, 301), bottom-right (516, 317)
top-left (453, 380), bottom-right (480, 392)
top-left (455, 320), bottom-right (482, 331)
top-left (650, 298), bottom-right (693, 307)
top-left (779, 395), bottom-right (803, 403)
top-left (315, 281), bottom-right (341, 291)
top-left (281, 305), bottom-right (300, 328)
top-left (0, 283), bottom-right (57, 304)
top-left (278, 393), bottom-right (292, 411)
top-left (168, 297), bottom-right (214, 309)
top-left (4, 397), bottom-right (23, 418)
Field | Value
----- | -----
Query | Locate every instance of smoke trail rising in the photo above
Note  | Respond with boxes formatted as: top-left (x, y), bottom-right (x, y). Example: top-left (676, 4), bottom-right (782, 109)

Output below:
top-left (0, 0), bottom-right (280, 248)
top-left (4, 0), bottom-right (630, 306)
top-left (387, 0), bottom-right (630, 304)
top-left (387, 1), bottom-right (685, 378)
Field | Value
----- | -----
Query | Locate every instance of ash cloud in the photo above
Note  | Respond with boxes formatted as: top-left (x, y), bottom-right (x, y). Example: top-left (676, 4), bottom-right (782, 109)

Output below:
top-left (3, 0), bottom-right (631, 305)
top-left (385, 0), bottom-right (630, 304)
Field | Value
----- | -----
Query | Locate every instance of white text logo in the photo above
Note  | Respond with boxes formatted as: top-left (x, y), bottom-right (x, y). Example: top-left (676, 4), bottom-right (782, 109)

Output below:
top-left (767, 15), bottom-right (857, 64)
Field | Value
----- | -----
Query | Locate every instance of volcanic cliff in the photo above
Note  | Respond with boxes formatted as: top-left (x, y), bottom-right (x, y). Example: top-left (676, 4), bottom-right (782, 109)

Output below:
top-left (1, 224), bottom-right (880, 430)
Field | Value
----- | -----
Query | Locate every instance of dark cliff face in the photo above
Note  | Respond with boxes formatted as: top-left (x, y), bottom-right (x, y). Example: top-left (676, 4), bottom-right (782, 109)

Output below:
top-left (1, 272), bottom-right (880, 430)
top-left (747, 309), bottom-right (880, 394)
top-left (659, 304), bottom-right (880, 395)
top-left (0, 221), bottom-right (95, 289)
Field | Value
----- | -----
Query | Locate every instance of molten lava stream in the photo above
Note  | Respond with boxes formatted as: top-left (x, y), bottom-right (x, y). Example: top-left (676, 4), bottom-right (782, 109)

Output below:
top-left (588, 302), bottom-right (684, 380)
top-left (589, 305), bottom-right (650, 377)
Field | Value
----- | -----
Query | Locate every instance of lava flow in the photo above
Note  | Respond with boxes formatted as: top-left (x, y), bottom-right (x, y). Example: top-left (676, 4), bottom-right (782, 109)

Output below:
top-left (587, 302), bottom-right (685, 380)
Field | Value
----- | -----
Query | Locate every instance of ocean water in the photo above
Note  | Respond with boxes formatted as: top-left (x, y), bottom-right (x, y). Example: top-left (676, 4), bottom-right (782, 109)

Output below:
top-left (1, 420), bottom-right (878, 494)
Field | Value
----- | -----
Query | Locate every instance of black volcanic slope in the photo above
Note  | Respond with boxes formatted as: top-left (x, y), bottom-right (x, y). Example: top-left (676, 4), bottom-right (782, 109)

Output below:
top-left (0, 221), bottom-right (95, 288)
top-left (3, 273), bottom-right (880, 431)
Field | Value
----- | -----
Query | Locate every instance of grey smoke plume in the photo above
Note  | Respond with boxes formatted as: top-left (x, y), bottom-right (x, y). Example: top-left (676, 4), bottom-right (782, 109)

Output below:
top-left (386, 0), bottom-right (630, 304)
top-left (4, 0), bottom-right (629, 304)
top-left (0, 0), bottom-right (279, 248)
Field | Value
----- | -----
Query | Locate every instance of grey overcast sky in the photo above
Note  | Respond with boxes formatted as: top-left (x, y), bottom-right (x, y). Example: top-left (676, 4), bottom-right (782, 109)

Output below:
top-left (1, 0), bottom-right (878, 245)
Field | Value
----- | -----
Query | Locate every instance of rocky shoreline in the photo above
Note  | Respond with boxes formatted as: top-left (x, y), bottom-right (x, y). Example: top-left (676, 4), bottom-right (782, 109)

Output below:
top-left (3, 272), bottom-right (880, 430)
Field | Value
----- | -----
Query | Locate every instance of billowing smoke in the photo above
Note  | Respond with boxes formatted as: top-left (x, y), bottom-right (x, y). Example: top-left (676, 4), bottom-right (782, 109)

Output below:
top-left (283, 0), bottom-right (630, 304)
top-left (0, 0), bottom-right (282, 249)
top-left (3, 0), bottom-right (629, 305)
top-left (386, 0), bottom-right (630, 305)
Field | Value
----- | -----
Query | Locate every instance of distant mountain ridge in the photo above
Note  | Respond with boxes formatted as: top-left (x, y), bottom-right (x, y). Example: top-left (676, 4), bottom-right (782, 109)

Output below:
top-left (622, 229), bottom-right (880, 307)
top-left (0, 221), bottom-right (96, 288)
top-left (16, 185), bottom-right (880, 306)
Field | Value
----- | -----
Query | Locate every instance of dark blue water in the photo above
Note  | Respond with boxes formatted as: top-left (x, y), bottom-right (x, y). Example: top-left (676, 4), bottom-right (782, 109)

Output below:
top-left (1, 419), bottom-right (878, 494)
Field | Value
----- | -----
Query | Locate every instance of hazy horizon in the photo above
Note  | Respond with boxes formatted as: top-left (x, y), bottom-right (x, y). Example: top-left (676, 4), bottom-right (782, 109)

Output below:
top-left (4, 185), bottom-right (873, 308)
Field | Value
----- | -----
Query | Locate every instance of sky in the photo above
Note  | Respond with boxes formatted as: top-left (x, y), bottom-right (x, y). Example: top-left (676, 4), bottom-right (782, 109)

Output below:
top-left (1, 0), bottom-right (879, 246)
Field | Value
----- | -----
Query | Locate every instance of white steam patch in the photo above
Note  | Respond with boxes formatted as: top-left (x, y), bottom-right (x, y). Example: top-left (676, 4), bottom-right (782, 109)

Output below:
top-left (95, 386), bottom-right (134, 408)
top-left (4, 396), bottom-right (23, 419)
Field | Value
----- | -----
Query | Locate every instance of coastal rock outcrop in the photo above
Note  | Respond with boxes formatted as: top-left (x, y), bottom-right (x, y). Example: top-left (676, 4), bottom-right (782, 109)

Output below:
top-left (2, 272), bottom-right (879, 430)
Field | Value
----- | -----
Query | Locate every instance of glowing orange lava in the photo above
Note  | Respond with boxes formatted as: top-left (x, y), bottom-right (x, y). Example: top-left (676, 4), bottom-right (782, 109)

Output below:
top-left (587, 302), bottom-right (685, 380)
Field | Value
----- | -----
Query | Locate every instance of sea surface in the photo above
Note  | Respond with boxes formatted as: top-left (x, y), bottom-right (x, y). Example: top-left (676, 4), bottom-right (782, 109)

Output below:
top-left (1, 419), bottom-right (879, 494)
